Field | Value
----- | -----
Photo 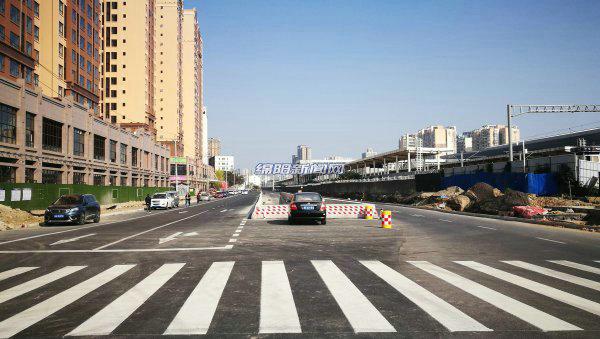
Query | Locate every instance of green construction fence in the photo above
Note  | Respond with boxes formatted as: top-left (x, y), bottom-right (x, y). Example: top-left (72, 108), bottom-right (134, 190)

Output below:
top-left (0, 183), bottom-right (170, 211)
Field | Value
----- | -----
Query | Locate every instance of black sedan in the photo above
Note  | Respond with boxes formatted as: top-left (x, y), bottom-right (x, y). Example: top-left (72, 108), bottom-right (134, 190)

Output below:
top-left (44, 194), bottom-right (101, 225)
top-left (288, 192), bottom-right (326, 225)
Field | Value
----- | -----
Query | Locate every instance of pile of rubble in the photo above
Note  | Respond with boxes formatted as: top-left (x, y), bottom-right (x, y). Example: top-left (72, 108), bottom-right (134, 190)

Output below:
top-left (0, 204), bottom-right (43, 231)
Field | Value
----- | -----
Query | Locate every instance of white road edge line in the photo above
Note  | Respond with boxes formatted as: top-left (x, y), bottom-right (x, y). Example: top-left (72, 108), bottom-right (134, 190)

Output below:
top-left (439, 219), bottom-right (453, 223)
top-left (0, 245), bottom-right (234, 253)
top-left (535, 237), bottom-right (566, 244)
top-left (476, 226), bottom-right (497, 230)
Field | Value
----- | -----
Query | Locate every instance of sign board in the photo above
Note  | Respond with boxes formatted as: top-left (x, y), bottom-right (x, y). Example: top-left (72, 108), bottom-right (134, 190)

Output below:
top-left (22, 188), bottom-right (32, 201)
top-left (11, 188), bottom-right (21, 201)
top-left (170, 157), bottom-right (187, 164)
top-left (0, 189), bottom-right (4, 202)
top-left (169, 175), bottom-right (187, 181)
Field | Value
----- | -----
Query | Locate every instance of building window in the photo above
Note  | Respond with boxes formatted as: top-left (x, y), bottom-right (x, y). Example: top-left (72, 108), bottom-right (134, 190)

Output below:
top-left (93, 135), bottom-right (106, 160)
top-left (9, 31), bottom-right (19, 49)
top-left (0, 103), bottom-right (17, 144)
top-left (25, 42), bottom-right (32, 56)
top-left (0, 166), bottom-right (16, 183)
top-left (58, 64), bottom-right (64, 78)
top-left (58, 43), bottom-right (64, 58)
top-left (73, 128), bottom-right (85, 156)
top-left (42, 169), bottom-right (62, 184)
top-left (9, 59), bottom-right (19, 77)
top-left (58, 21), bottom-right (64, 37)
top-left (25, 67), bottom-right (32, 83)
top-left (0, 0), bottom-right (5, 14)
top-left (25, 112), bottom-right (34, 147)
top-left (0, 25), bottom-right (4, 41)
top-left (42, 118), bottom-right (62, 152)
top-left (110, 140), bottom-right (117, 162)
top-left (34, 1), bottom-right (39, 17)
top-left (0, 54), bottom-right (3, 71)
top-left (25, 168), bottom-right (35, 183)
top-left (10, 5), bottom-right (20, 24)
top-left (120, 144), bottom-right (127, 164)
top-left (58, 0), bottom-right (63, 16)
top-left (72, 50), bottom-right (76, 63)
top-left (93, 174), bottom-right (104, 186)
top-left (73, 172), bottom-right (85, 185)
top-left (33, 25), bottom-right (38, 40)
top-left (131, 147), bottom-right (138, 167)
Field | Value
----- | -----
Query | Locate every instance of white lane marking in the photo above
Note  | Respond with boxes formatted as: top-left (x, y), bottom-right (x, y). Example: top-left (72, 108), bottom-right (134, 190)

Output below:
top-left (361, 261), bottom-right (490, 332)
top-left (311, 260), bottom-right (395, 333)
top-left (503, 261), bottom-right (600, 291)
top-left (411, 214), bottom-right (424, 217)
top-left (456, 261), bottom-right (600, 317)
top-left (0, 266), bottom-right (86, 304)
top-left (178, 211), bottom-right (188, 214)
top-left (0, 245), bottom-right (233, 253)
top-left (535, 237), bottom-right (566, 244)
top-left (159, 232), bottom-right (183, 244)
top-left (410, 261), bottom-right (580, 331)
top-left (548, 260), bottom-right (600, 275)
top-left (0, 267), bottom-right (38, 282)
top-left (260, 261), bottom-right (301, 333)
top-left (220, 209), bottom-right (227, 213)
top-left (234, 230), bottom-right (241, 233)
top-left (184, 232), bottom-right (198, 237)
top-left (94, 211), bottom-right (209, 250)
top-left (50, 233), bottom-right (96, 246)
top-left (0, 265), bottom-right (134, 338)
top-left (232, 233), bottom-right (239, 237)
top-left (228, 238), bottom-right (237, 243)
top-left (439, 219), bottom-right (453, 223)
top-left (476, 226), bottom-right (497, 230)
top-left (68, 263), bottom-right (184, 336)
top-left (165, 262), bottom-right (234, 335)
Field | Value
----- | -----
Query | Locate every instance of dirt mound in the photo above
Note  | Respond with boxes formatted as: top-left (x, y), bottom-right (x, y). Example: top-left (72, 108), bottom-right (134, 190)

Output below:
top-left (447, 195), bottom-right (471, 211)
top-left (0, 204), bottom-right (42, 231)
top-left (465, 182), bottom-right (502, 203)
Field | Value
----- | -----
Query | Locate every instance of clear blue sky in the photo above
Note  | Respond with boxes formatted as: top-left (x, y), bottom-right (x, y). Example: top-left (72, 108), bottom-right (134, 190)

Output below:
top-left (188, 0), bottom-right (600, 169)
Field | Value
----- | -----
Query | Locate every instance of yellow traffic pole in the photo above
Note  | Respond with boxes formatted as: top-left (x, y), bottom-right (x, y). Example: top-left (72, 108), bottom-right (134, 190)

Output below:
top-left (381, 210), bottom-right (392, 229)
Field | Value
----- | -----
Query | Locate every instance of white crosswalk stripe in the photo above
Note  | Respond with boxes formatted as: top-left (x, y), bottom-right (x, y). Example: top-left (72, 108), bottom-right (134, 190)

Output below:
top-left (0, 259), bottom-right (597, 335)
top-left (0, 267), bottom-right (37, 282)
top-left (361, 260), bottom-right (491, 332)
top-left (0, 266), bottom-right (86, 304)
top-left (503, 261), bottom-right (600, 291)
top-left (409, 261), bottom-right (581, 331)
top-left (456, 261), bottom-right (600, 317)
top-left (0, 265), bottom-right (134, 338)
top-left (311, 260), bottom-right (396, 333)
top-left (164, 262), bottom-right (234, 335)
top-left (68, 263), bottom-right (184, 336)
top-left (259, 261), bottom-right (301, 333)
top-left (548, 260), bottom-right (600, 275)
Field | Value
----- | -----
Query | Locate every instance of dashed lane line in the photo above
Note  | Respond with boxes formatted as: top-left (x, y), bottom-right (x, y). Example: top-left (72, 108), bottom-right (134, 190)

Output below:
top-left (476, 226), bottom-right (497, 231)
top-left (535, 237), bottom-right (566, 244)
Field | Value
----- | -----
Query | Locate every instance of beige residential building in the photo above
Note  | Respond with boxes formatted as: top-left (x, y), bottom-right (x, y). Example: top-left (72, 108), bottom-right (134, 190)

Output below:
top-left (208, 137), bottom-right (221, 157)
top-left (470, 124), bottom-right (520, 151)
top-left (102, 0), bottom-right (156, 134)
top-left (36, 0), bottom-right (67, 100)
top-left (154, 0), bottom-right (183, 156)
top-left (181, 8), bottom-right (202, 161)
top-left (417, 125), bottom-right (457, 154)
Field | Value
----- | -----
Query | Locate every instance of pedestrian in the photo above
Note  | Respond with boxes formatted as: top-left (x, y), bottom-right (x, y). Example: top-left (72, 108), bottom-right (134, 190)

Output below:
top-left (185, 192), bottom-right (191, 207)
top-left (196, 192), bottom-right (201, 204)
top-left (145, 194), bottom-right (152, 212)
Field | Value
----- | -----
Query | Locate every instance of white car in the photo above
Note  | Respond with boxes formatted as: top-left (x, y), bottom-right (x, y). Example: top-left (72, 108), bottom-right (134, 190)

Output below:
top-left (150, 193), bottom-right (172, 209)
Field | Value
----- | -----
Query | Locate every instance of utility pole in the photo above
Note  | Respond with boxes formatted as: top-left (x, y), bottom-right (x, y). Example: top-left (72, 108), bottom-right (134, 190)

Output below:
top-left (522, 140), bottom-right (526, 173)
top-left (174, 138), bottom-right (179, 195)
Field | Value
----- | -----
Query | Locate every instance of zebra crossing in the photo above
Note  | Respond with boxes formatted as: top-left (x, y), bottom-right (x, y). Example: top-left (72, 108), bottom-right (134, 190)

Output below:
top-left (0, 259), bottom-right (598, 336)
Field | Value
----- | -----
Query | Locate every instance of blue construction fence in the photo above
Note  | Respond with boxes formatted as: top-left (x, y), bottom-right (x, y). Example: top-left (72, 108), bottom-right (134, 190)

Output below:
top-left (441, 172), bottom-right (558, 196)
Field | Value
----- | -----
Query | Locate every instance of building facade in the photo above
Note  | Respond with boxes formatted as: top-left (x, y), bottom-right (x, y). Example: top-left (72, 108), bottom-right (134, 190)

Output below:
top-left (456, 132), bottom-right (473, 153)
top-left (0, 77), bottom-right (169, 185)
top-left (181, 8), bottom-right (201, 161)
top-left (297, 145), bottom-right (311, 161)
top-left (101, 0), bottom-right (156, 134)
top-left (417, 125), bottom-right (457, 154)
top-left (207, 137), bottom-right (220, 157)
top-left (0, 0), bottom-right (36, 90)
top-left (210, 155), bottom-right (234, 172)
top-left (154, 0), bottom-right (183, 155)
top-left (470, 124), bottom-right (520, 151)
top-left (361, 148), bottom-right (377, 159)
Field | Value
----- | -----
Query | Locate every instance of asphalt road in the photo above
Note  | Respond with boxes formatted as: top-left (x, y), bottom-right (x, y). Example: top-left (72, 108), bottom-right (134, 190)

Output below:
top-left (0, 190), bottom-right (598, 337)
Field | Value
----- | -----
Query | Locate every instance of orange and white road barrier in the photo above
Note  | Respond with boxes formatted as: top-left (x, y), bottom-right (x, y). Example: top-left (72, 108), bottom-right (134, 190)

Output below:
top-left (364, 205), bottom-right (374, 220)
top-left (381, 210), bottom-right (392, 229)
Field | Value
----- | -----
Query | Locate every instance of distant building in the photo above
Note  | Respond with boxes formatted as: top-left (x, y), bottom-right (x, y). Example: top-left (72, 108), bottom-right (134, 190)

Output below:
top-left (399, 134), bottom-right (422, 151)
top-left (210, 155), bottom-right (234, 172)
top-left (456, 132), bottom-right (473, 153)
top-left (297, 145), bottom-right (312, 161)
top-left (362, 148), bottom-right (378, 159)
top-left (469, 125), bottom-right (520, 151)
top-left (208, 138), bottom-right (221, 157)
top-left (292, 155), bottom-right (299, 164)
top-left (418, 125), bottom-right (457, 154)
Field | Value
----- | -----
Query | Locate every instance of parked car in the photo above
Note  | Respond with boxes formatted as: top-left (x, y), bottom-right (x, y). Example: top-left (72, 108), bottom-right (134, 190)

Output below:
top-left (150, 193), bottom-right (172, 209)
top-left (242, 190), bottom-right (249, 195)
top-left (45, 194), bottom-right (100, 225)
top-left (288, 192), bottom-right (326, 225)
top-left (165, 191), bottom-right (180, 207)
top-left (198, 192), bottom-right (212, 201)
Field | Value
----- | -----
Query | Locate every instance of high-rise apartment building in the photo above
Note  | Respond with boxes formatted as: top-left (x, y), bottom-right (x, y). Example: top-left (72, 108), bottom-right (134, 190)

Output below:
top-left (0, 0), bottom-right (36, 89)
top-left (154, 0), bottom-right (183, 156)
top-left (297, 145), bottom-right (311, 161)
top-left (456, 132), bottom-right (473, 153)
top-left (101, 0), bottom-right (156, 133)
top-left (36, 0), bottom-right (66, 99)
top-left (63, 0), bottom-right (101, 109)
top-left (417, 125), bottom-right (457, 153)
top-left (181, 8), bottom-right (203, 162)
top-left (469, 124), bottom-right (520, 151)
top-left (362, 148), bottom-right (378, 159)
top-left (208, 137), bottom-right (221, 157)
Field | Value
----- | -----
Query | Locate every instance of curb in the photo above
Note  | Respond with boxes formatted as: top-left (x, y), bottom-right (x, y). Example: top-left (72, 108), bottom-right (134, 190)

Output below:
top-left (330, 198), bottom-right (598, 232)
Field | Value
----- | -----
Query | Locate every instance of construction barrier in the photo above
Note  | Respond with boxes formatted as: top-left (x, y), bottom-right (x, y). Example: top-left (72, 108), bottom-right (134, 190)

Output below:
top-left (251, 203), bottom-right (379, 219)
top-left (381, 210), bottom-right (392, 229)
